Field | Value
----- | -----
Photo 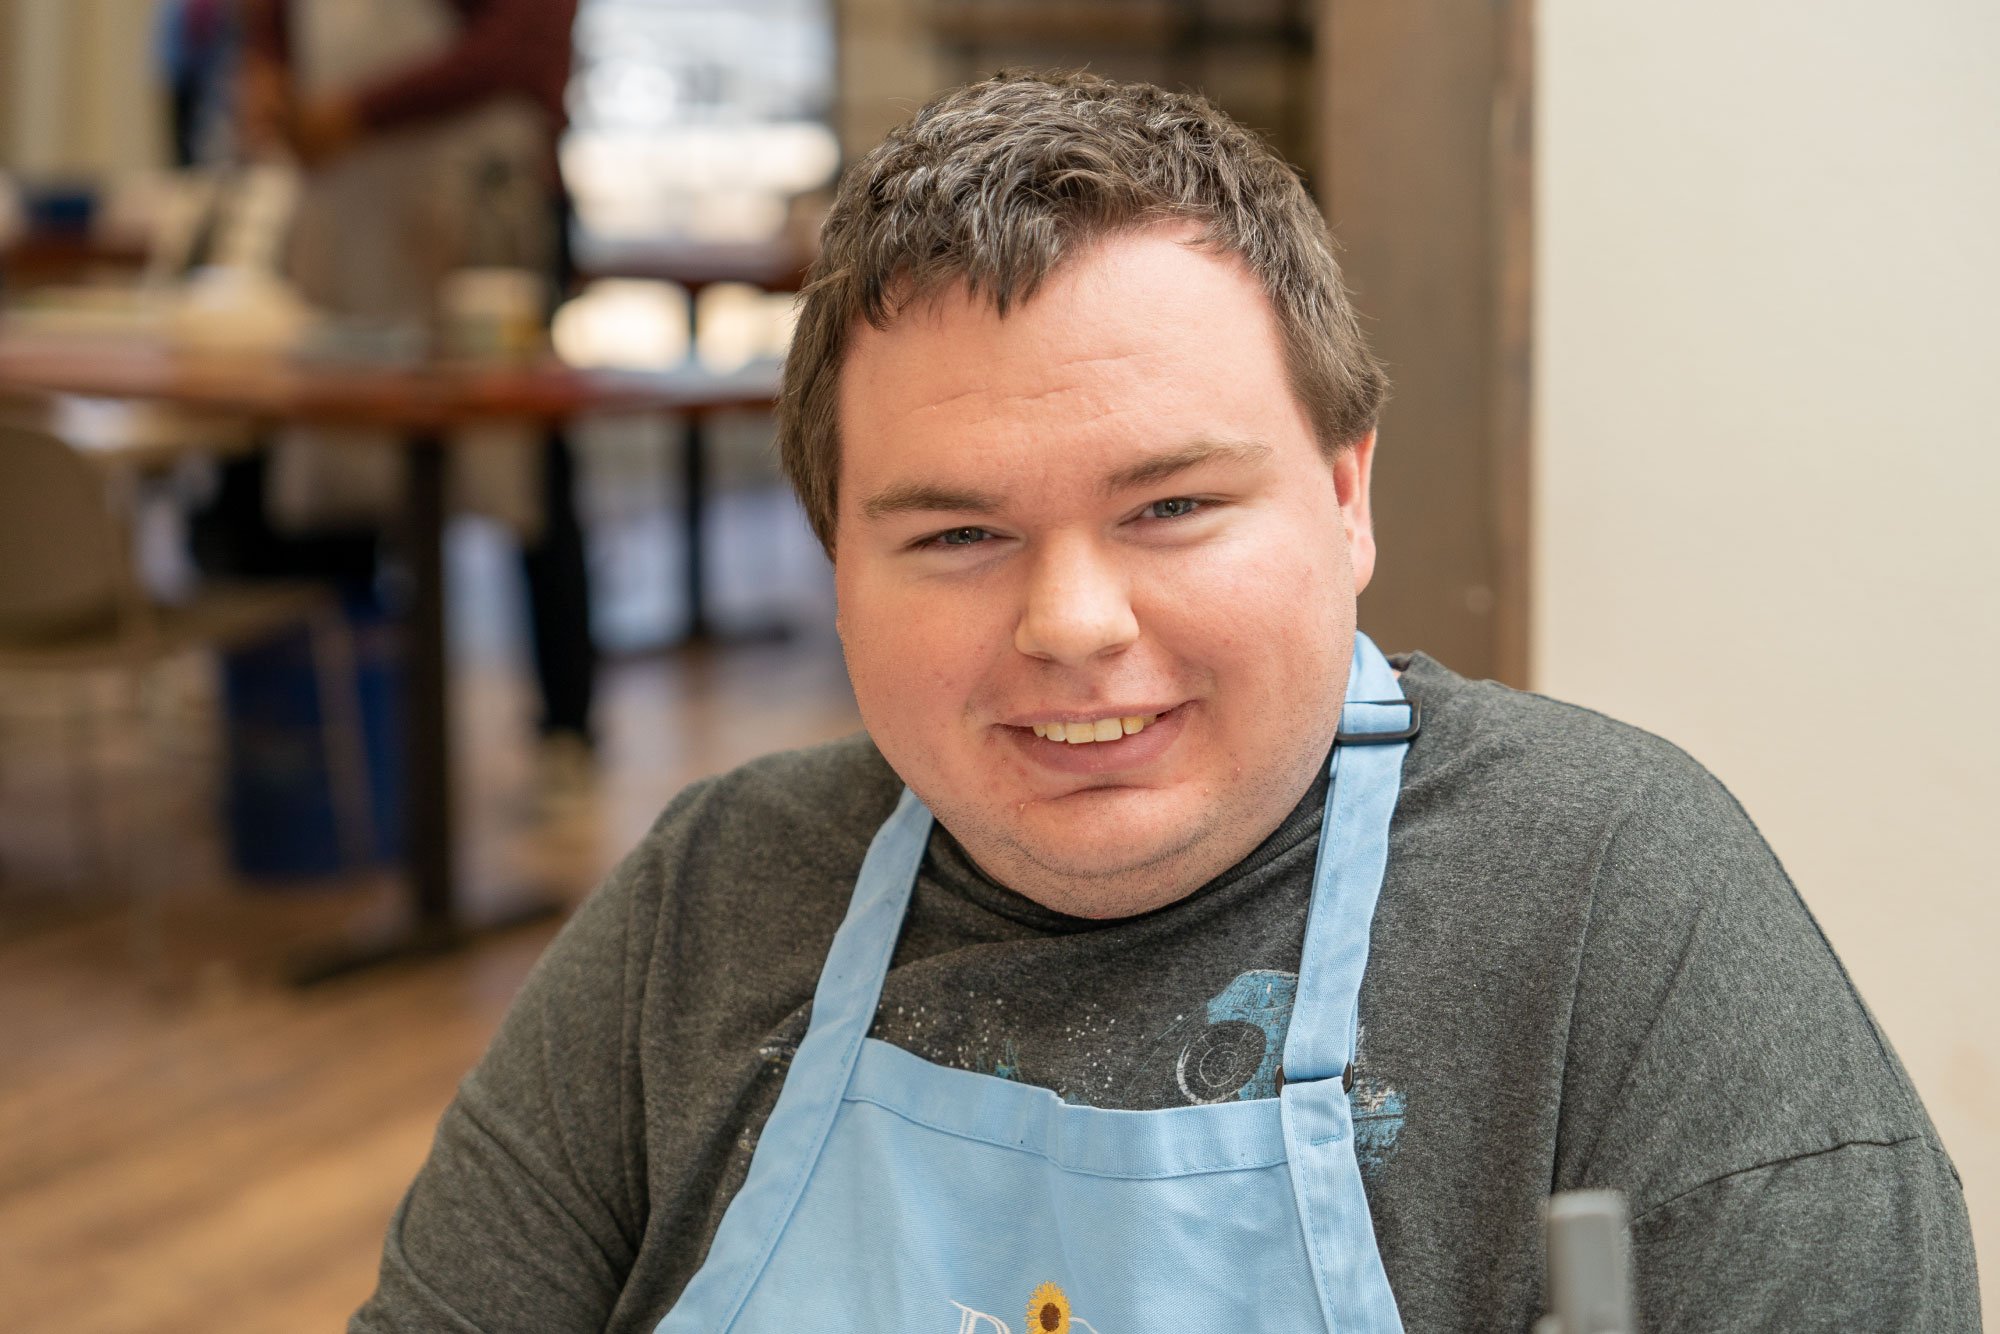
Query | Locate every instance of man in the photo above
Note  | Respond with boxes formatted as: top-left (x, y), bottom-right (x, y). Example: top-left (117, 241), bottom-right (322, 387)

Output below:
top-left (241, 0), bottom-right (575, 173)
top-left (236, 0), bottom-right (598, 787)
top-left (353, 72), bottom-right (1978, 1331)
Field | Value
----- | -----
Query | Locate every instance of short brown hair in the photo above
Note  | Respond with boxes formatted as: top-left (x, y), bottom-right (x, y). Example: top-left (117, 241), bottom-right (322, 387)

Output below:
top-left (779, 69), bottom-right (1388, 553)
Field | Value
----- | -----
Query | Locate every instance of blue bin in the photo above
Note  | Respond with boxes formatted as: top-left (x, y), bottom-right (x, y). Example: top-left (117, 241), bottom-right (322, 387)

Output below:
top-left (220, 595), bottom-right (403, 880)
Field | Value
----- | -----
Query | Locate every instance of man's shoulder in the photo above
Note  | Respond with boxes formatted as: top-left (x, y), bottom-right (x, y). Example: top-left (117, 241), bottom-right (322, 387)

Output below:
top-left (580, 733), bottom-right (906, 985)
top-left (640, 731), bottom-right (906, 870)
top-left (1384, 654), bottom-right (1951, 1214)
top-left (1384, 650), bottom-right (1792, 971)
top-left (1393, 649), bottom-right (1724, 834)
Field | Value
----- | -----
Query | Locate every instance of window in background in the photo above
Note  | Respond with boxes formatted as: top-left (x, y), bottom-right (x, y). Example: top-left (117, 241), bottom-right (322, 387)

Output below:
top-left (554, 1), bottom-right (838, 647)
top-left (563, 0), bottom-right (839, 250)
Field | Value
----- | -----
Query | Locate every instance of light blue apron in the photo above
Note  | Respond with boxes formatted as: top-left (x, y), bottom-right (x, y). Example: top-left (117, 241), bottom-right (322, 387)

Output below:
top-left (658, 634), bottom-right (1417, 1333)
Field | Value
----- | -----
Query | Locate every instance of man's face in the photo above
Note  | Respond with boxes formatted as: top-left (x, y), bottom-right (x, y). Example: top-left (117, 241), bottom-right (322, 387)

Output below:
top-left (833, 225), bottom-right (1377, 917)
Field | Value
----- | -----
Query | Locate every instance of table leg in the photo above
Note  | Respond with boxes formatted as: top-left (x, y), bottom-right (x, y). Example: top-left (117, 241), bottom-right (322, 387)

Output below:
top-left (641, 408), bottom-right (790, 654)
top-left (289, 430), bottom-right (560, 985)
top-left (404, 430), bottom-right (454, 938)
top-left (682, 407), bottom-right (712, 640)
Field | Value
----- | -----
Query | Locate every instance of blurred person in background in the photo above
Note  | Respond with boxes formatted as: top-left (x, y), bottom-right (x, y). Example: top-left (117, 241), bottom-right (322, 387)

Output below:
top-left (228, 0), bottom-right (595, 800)
top-left (155, 0), bottom-right (240, 167)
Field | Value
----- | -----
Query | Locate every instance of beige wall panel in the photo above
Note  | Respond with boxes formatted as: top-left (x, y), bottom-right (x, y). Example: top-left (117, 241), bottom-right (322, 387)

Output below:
top-left (1537, 0), bottom-right (2000, 1306)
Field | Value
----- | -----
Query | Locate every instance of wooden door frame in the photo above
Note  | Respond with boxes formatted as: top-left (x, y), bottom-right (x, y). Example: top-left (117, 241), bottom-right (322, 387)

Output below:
top-left (1316, 0), bottom-right (1535, 687)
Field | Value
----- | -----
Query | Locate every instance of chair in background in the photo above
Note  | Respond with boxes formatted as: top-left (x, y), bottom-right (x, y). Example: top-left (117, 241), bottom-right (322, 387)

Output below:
top-left (0, 421), bottom-right (372, 972)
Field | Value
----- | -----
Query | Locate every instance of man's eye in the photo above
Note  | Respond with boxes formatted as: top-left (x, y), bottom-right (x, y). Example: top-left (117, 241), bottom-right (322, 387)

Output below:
top-left (929, 526), bottom-right (992, 547)
top-left (1147, 497), bottom-right (1202, 520)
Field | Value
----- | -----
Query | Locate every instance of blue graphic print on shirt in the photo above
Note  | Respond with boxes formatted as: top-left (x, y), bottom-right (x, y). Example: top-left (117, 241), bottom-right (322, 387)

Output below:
top-left (1164, 970), bottom-right (1407, 1177)
top-left (1176, 968), bottom-right (1297, 1101)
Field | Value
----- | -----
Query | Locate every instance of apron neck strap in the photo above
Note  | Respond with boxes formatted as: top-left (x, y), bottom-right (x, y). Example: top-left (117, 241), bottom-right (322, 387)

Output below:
top-left (1280, 632), bottom-right (1417, 1085)
top-left (806, 787), bottom-right (933, 1040)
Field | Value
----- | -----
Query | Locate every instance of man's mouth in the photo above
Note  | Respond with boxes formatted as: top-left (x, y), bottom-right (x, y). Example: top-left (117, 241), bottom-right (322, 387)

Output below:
top-left (1028, 710), bottom-right (1164, 745)
top-left (1003, 704), bottom-right (1187, 775)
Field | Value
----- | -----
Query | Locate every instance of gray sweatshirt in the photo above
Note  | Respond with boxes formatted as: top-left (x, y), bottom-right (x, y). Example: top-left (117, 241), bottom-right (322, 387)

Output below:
top-left (353, 653), bottom-right (1980, 1331)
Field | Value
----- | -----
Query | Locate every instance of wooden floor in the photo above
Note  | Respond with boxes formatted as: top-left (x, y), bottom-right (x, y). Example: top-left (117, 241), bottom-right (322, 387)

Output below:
top-left (0, 614), bottom-right (860, 1333)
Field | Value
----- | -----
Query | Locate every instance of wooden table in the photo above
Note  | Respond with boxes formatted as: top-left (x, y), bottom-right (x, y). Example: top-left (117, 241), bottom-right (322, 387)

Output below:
top-left (0, 228), bottom-right (151, 290)
top-left (0, 333), bottom-right (780, 981)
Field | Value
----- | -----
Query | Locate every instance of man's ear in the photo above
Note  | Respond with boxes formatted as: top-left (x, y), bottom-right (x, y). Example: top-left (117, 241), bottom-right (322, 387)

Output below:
top-left (1334, 429), bottom-right (1378, 595)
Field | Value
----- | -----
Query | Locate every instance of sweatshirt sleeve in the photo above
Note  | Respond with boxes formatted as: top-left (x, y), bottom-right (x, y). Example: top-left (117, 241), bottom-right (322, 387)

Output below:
top-left (1631, 1138), bottom-right (1980, 1331)
top-left (1555, 756), bottom-right (1981, 1329)
top-left (348, 819), bottom-right (663, 1332)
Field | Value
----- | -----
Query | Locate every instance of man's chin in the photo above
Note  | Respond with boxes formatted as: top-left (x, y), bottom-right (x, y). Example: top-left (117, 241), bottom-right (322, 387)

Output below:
top-left (983, 803), bottom-right (1215, 915)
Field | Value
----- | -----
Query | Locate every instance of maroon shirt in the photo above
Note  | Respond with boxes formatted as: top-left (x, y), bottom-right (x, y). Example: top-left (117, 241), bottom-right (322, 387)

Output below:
top-left (247, 0), bottom-right (579, 135)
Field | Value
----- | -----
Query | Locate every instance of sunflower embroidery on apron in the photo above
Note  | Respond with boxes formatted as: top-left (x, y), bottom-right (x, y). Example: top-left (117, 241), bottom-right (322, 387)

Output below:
top-left (952, 1280), bottom-right (1098, 1333)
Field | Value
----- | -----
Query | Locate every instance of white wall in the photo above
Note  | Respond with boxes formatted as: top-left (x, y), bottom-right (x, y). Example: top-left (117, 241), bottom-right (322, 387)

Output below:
top-left (1536, 0), bottom-right (1998, 1305)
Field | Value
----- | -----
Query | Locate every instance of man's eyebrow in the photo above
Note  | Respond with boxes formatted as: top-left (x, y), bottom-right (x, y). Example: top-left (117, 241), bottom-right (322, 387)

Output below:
top-left (858, 439), bottom-right (1271, 524)
top-left (860, 481), bottom-right (1004, 523)
top-left (1101, 439), bottom-right (1272, 494)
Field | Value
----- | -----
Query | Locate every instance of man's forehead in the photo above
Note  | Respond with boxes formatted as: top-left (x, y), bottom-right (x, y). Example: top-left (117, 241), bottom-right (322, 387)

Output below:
top-left (844, 289), bottom-right (1169, 398)
top-left (844, 252), bottom-right (1275, 421)
top-left (849, 227), bottom-right (1257, 364)
top-left (870, 219), bottom-right (1222, 325)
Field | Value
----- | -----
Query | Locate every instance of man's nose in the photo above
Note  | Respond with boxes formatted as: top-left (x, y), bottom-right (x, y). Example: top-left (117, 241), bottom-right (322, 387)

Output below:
top-left (1013, 540), bottom-right (1141, 665)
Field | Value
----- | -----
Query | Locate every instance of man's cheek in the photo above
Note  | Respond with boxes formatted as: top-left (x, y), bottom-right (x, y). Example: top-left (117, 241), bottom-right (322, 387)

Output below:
top-left (1145, 556), bottom-right (1287, 648)
top-left (857, 619), bottom-right (979, 729)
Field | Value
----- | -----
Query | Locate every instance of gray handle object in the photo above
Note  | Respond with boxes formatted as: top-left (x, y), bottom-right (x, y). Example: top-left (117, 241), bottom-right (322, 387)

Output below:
top-left (1535, 1189), bottom-right (1637, 1334)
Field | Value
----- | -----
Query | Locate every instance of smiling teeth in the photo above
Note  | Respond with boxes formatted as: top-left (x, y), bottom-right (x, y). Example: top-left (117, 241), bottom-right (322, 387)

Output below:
top-left (1031, 714), bottom-right (1156, 743)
